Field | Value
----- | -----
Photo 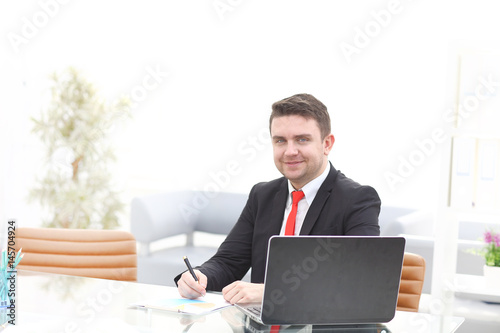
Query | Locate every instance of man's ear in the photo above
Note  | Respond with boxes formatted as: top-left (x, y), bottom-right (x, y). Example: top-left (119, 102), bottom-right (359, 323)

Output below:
top-left (324, 134), bottom-right (335, 154)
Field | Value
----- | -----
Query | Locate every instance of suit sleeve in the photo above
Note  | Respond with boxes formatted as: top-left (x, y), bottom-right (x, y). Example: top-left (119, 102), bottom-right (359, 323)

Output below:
top-left (343, 185), bottom-right (381, 236)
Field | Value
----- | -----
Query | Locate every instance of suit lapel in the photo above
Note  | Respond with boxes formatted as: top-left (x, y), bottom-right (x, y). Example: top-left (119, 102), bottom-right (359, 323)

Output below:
top-left (269, 179), bottom-right (288, 234)
top-left (300, 164), bottom-right (338, 235)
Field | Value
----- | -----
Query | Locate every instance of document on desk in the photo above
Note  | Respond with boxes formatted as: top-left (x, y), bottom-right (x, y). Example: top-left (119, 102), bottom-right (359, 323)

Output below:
top-left (133, 292), bottom-right (232, 314)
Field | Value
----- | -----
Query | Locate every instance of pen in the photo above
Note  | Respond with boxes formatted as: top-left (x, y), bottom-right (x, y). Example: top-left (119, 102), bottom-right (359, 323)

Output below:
top-left (183, 256), bottom-right (198, 282)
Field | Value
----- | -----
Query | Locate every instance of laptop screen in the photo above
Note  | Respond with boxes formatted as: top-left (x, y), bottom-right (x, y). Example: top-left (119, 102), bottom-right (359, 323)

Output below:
top-left (260, 236), bottom-right (406, 325)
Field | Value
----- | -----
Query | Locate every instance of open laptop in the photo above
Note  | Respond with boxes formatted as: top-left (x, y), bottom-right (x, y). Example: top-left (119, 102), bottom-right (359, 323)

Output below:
top-left (236, 236), bottom-right (405, 326)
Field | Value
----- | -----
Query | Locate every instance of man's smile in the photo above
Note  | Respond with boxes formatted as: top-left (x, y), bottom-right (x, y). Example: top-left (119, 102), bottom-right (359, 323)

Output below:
top-left (284, 161), bottom-right (304, 166)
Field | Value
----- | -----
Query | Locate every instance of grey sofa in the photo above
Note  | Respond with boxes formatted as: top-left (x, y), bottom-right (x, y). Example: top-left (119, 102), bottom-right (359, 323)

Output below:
top-left (131, 190), bottom-right (488, 291)
top-left (131, 191), bottom-right (249, 286)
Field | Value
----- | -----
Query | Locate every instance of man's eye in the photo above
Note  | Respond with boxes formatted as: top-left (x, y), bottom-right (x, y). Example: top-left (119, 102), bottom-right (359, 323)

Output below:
top-left (298, 138), bottom-right (308, 142)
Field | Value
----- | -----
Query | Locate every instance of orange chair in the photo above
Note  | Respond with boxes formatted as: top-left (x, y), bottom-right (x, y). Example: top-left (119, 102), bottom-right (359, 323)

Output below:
top-left (397, 252), bottom-right (426, 312)
top-left (14, 227), bottom-right (137, 282)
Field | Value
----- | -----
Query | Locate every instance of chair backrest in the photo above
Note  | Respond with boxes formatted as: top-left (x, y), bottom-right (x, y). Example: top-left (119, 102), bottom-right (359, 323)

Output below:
top-left (14, 227), bottom-right (137, 282)
top-left (397, 252), bottom-right (426, 312)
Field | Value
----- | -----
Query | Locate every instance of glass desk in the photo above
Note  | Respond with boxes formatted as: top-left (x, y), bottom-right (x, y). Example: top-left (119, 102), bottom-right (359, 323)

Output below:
top-left (2, 270), bottom-right (464, 332)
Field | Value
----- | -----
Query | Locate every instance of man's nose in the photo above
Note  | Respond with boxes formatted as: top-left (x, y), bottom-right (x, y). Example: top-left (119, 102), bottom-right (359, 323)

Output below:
top-left (284, 142), bottom-right (298, 156)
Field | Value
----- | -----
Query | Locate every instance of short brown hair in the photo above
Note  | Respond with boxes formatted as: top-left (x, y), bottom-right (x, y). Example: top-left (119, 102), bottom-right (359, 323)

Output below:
top-left (270, 93), bottom-right (331, 139)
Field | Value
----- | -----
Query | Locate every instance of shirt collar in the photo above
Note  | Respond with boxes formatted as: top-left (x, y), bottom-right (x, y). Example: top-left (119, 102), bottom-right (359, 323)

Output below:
top-left (287, 162), bottom-right (331, 206)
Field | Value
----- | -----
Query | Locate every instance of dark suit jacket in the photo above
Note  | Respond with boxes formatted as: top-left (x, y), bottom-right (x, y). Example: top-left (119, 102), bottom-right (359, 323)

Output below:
top-left (175, 163), bottom-right (381, 291)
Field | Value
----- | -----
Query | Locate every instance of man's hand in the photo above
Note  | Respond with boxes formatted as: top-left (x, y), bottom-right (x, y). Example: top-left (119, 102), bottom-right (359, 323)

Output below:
top-left (222, 281), bottom-right (264, 304)
top-left (177, 269), bottom-right (207, 299)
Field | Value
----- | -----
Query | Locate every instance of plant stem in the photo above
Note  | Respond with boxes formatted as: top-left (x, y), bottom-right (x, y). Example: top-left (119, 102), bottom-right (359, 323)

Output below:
top-left (72, 156), bottom-right (82, 181)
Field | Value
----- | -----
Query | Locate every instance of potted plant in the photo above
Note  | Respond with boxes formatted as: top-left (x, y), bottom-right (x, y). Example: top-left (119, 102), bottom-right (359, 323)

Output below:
top-left (30, 67), bottom-right (130, 229)
top-left (482, 230), bottom-right (500, 289)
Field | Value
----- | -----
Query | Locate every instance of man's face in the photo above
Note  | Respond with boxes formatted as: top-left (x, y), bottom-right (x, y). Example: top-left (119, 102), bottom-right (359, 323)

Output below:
top-left (271, 115), bottom-right (334, 189)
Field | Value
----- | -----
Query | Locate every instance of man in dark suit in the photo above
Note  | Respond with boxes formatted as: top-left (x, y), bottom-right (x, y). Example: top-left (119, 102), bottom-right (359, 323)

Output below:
top-left (176, 93), bottom-right (381, 304)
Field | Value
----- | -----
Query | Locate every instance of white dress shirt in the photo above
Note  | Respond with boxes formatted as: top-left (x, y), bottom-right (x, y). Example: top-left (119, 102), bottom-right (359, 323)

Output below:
top-left (279, 163), bottom-right (331, 235)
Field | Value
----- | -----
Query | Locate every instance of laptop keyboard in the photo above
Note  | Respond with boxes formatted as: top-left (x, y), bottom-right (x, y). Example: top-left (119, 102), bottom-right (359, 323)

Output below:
top-left (246, 306), bottom-right (262, 317)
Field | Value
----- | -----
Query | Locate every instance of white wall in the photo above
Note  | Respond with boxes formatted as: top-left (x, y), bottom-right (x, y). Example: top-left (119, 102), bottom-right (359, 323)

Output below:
top-left (1, 0), bottom-right (499, 229)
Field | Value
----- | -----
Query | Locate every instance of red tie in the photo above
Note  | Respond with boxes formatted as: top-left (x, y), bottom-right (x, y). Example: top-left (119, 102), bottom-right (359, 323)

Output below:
top-left (270, 325), bottom-right (281, 333)
top-left (272, 191), bottom-right (304, 332)
top-left (284, 191), bottom-right (305, 236)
